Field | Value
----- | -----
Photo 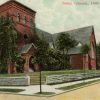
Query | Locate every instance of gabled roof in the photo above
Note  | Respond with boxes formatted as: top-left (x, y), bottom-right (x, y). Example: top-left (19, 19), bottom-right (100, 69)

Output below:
top-left (53, 26), bottom-right (94, 45)
top-left (0, 0), bottom-right (36, 14)
top-left (68, 47), bottom-right (82, 55)
top-left (53, 26), bottom-right (94, 55)
top-left (21, 43), bottom-right (36, 54)
top-left (35, 28), bottom-right (53, 43)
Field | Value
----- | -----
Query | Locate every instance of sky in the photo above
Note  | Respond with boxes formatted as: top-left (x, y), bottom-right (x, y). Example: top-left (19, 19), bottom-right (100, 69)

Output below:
top-left (0, 0), bottom-right (100, 43)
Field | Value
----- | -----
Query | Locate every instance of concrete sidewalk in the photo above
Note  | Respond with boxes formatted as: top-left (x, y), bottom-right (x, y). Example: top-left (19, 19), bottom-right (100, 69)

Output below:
top-left (1, 82), bottom-right (100, 100)
top-left (0, 77), bottom-right (100, 95)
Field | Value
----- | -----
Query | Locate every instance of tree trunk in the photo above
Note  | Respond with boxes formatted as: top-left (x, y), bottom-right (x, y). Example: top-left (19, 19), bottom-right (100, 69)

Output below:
top-left (66, 50), bottom-right (68, 69)
top-left (63, 49), bottom-right (65, 69)
top-left (7, 59), bottom-right (11, 74)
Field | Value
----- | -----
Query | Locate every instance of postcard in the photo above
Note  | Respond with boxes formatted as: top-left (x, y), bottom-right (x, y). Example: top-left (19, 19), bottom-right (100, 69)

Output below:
top-left (0, 0), bottom-right (100, 100)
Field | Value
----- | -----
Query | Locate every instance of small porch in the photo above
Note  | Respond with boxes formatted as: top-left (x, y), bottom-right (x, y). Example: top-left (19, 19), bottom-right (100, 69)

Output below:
top-left (21, 43), bottom-right (40, 73)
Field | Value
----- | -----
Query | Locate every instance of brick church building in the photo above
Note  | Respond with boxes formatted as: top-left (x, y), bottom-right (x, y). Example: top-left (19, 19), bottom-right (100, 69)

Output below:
top-left (0, 0), bottom-right (37, 73)
top-left (53, 26), bottom-right (97, 70)
top-left (0, 0), bottom-right (97, 73)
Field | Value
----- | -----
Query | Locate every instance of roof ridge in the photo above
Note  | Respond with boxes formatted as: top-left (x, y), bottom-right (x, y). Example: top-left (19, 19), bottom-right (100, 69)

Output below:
top-left (36, 27), bottom-right (51, 34)
top-left (55, 25), bottom-right (94, 34)
top-left (0, 0), bottom-right (36, 13)
top-left (21, 43), bottom-right (36, 54)
top-left (67, 25), bottom-right (93, 32)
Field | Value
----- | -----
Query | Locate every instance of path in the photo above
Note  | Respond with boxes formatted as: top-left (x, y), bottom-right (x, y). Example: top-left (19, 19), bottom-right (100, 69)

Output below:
top-left (0, 77), bottom-right (100, 95)
top-left (0, 82), bottom-right (100, 100)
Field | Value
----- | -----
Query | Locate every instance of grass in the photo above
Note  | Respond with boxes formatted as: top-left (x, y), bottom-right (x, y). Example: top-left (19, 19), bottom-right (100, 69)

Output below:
top-left (0, 69), bottom-right (100, 77)
top-left (42, 69), bottom-right (100, 76)
top-left (57, 79), bottom-right (100, 90)
top-left (0, 88), bottom-right (25, 93)
top-left (0, 70), bottom-right (82, 77)
top-left (0, 73), bottom-right (25, 77)
top-left (35, 92), bottom-right (55, 95)
top-left (42, 70), bottom-right (83, 76)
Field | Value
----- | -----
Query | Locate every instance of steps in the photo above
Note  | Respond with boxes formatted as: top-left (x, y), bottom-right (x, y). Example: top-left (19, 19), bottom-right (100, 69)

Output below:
top-left (28, 72), bottom-right (46, 85)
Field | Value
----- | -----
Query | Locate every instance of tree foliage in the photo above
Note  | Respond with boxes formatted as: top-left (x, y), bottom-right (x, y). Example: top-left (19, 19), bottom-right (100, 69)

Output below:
top-left (56, 33), bottom-right (78, 52)
top-left (0, 16), bottom-right (17, 72)
top-left (31, 27), bottom-right (49, 70)
top-left (81, 44), bottom-right (89, 54)
top-left (96, 42), bottom-right (100, 69)
top-left (56, 32), bottom-right (77, 69)
top-left (31, 26), bottom-right (78, 70)
top-left (36, 37), bottom-right (49, 70)
top-left (46, 48), bottom-right (62, 70)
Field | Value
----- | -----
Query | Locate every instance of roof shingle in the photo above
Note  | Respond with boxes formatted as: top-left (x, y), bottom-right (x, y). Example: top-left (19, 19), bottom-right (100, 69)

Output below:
top-left (21, 43), bottom-right (36, 54)
top-left (53, 26), bottom-right (94, 54)
top-left (53, 26), bottom-right (93, 45)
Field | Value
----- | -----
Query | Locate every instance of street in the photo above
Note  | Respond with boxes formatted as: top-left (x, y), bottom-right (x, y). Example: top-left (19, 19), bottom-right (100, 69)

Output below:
top-left (0, 82), bottom-right (100, 100)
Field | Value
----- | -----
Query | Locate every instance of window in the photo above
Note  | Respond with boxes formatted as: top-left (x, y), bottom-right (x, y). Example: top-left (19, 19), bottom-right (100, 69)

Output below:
top-left (70, 56), bottom-right (72, 64)
top-left (17, 13), bottom-right (20, 22)
top-left (24, 34), bottom-right (28, 44)
top-left (24, 16), bottom-right (27, 24)
top-left (91, 43), bottom-right (95, 59)
top-left (24, 34), bottom-right (28, 40)
top-left (85, 54), bottom-right (88, 62)
top-left (30, 18), bottom-right (33, 26)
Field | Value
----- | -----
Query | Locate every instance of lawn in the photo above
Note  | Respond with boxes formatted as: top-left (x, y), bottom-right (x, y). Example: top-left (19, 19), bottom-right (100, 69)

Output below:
top-left (0, 73), bottom-right (25, 77)
top-left (0, 69), bottom-right (100, 77)
top-left (42, 70), bottom-right (83, 76)
top-left (0, 88), bottom-right (25, 93)
top-left (0, 70), bottom-right (82, 77)
top-left (35, 92), bottom-right (55, 95)
top-left (57, 79), bottom-right (100, 90)
top-left (42, 69), bottom-right (100, 76)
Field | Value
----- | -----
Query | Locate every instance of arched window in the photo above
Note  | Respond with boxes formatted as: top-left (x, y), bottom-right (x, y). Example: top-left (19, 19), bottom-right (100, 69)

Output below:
top-left (24, 34), bottom-right (28, 44)
top-left (24, 34), bottom-right (28, 40)
top-left (30, 18), bottom-right (33, 26)
top-left (24, 16), bottom-right (27, 24)
top-left (17, 13), bottom-right (20, 22)
top-left (91, 43), bottom-right (95, 59)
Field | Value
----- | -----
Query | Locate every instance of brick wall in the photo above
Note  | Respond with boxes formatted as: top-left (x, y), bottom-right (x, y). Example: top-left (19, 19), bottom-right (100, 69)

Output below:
top-left (22, 47), bottom-right (35, 72)
top-left (70, 54), bottom-right (83, 69)
top-left (0, 1), bottom-right (36, 73)
top-left (0, 0), bottom-right (36, 50)
top-left (88, 31), bottom-right (97, 69)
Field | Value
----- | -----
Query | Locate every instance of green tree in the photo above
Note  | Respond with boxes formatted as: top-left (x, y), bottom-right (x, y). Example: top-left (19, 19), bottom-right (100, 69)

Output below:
top-left (31, 23), bottom-right (50, 70)
top-left (47, 48), bottom-right (62, 70)
top-left (0, 17), bottom-right (17, 73)
top-left (81, 44), bottom-right (89, 54)
top-left (56, 32), bottom-right (77, 69)
top-left (96, 43), bottom-right (100, 69)
top-left (15, 55), bottom-right (25, 73)
top-left (36, 37), bottom-right (49, 70)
